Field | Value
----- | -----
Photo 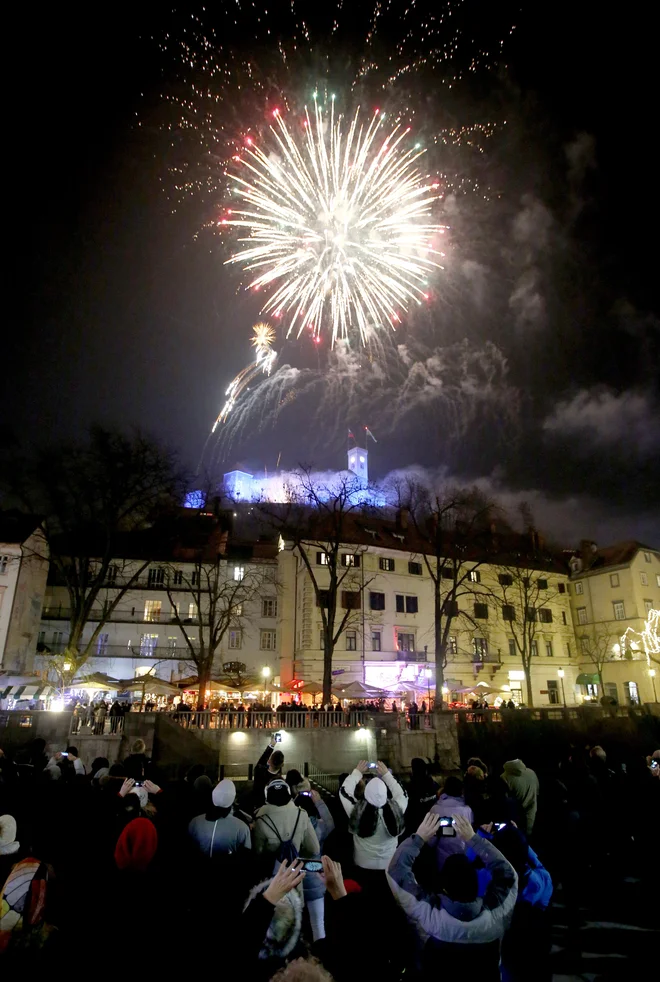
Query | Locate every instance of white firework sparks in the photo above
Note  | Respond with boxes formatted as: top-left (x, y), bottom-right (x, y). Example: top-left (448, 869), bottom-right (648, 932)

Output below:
top-left (211, 322), bottom-right (277, 432)
top-left (223, 96), bottom-right (447, 345)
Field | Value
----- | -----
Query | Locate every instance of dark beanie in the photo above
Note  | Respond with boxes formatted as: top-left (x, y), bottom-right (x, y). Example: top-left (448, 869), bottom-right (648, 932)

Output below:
top-left (442, 854), bottom-right (478, 903)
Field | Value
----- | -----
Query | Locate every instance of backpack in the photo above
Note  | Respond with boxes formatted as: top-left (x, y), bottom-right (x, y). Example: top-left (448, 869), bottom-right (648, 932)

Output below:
top-left (258, 808), bottom-right (302, 866)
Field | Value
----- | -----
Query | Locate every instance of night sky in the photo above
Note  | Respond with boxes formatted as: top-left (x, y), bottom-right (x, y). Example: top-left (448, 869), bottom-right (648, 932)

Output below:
top-left (7, 3), bottom-right (659, 545)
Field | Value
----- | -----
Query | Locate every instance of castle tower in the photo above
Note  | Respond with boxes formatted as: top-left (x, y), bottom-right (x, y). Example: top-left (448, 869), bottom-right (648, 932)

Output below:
top-left (347, 445), bottom-right (368, 484)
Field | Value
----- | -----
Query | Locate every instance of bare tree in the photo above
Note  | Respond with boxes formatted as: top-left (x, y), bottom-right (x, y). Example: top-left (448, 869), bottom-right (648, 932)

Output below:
top-left (165, 553), bottom-right (268, 709)
top-left (491, 565), bottom-right (560, 707)
top-left (578, 628), bottom-right (619, 695)
top-left (258, 470), bottom-right (373, 706)
top-left (402, 482), bottom-right (496, 708)
top-left (5, 426), bottom-right (185, 676)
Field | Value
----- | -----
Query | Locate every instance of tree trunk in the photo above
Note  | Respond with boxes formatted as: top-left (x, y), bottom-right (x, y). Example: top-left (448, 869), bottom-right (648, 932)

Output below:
top-left (524, 664), bottom-right (535, 708)
top-left (322, 636), bottom-right (333, 707)
top-left (197, 661), bottom-right (211, 711)
top-left (434, 590), bottom-right (444, 709)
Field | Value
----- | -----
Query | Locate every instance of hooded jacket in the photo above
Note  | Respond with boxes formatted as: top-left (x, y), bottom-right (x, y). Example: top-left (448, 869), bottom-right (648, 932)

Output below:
top-left (387, 831), bottom-right (517, 947)
top-left (430, 794), bottom-right (474, 870)
top-left (501, 760), bottom-right (539, 835)
top-left (340, 769), bottom-right (408, 870)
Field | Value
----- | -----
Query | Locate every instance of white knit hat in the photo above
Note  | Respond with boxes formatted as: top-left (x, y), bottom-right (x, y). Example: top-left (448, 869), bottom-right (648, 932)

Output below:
top-left (130, 786), bottom-right (149, 809)
top-left (0, 814), bottom-right (19, 856)
top-left (212, 778), bottom-right (236, 808)
top-left (364, 777), bottom-right (387, 808)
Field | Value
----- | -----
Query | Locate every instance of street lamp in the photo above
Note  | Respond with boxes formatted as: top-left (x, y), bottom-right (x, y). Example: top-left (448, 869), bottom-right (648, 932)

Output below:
top-left (650, 668), bottom-right (657, 703)
top-left (557, 668), bottom-right (566, 706)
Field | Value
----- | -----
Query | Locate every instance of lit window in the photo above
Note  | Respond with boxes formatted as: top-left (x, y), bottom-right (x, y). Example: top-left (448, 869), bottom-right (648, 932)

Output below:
top-left (234, 566), bottom-right (245, 581)
top-left (397, 632), bottom-right (415, 652)
top-left (656, 574), bottom-right (660, 588)
top-left (469, 570), bottom-right (481, 583)
top-left (640, 572), bottom-right (648, 586)
top-left (139, 634), bottom-right (158, 656)
top-left (379, 557), bottom-right (395, 571)
top-left (341, 553), bottom-right (360, 567)
top-left (574, 581), bottom-right (584, 595)
top-left (448, 637), bottom-right (458, 655)
top-left (228, 630), bottom-right (242, 650)
top-left (371, 631), bottom-right (381, 652)
top-left (359, 456), bottom-right (365, 463)
top-left (233, 603), bottom-right (243, 616)
top-left (610, 573), bottom-right (620, 588)
top-left (260, 630), bottom-right (277, 650)
top-left (187, 603), bottom-right (197, 621)
top-left (262, 598), bottom-right (277, 617)
top-left (317, 552), bottom-right (330, 566)
top-left (346, 631), bottom-right (357, 651)
top-left (144, 600), bottom-right (162, 623)
top-left (472, 638), bottom-right (488, 659)
top-left (613, 600), bottom-right (626, 620)
top-left (577, 606), bottom-right (587, 625)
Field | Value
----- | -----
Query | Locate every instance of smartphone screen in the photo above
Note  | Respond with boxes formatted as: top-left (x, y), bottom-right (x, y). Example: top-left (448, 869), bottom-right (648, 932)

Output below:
top-left (367, 762), bottom-right (378, 769)
top-left (494, 822), bottom-right (507, 830)
top-left (274, 733), bottom-right (282, 743)
top-left (61, 752), bottom-right (69, 757)
top-left (438, 816), bottom-right (454, 826)
top-left (301, 860), bottom-right (323, 872)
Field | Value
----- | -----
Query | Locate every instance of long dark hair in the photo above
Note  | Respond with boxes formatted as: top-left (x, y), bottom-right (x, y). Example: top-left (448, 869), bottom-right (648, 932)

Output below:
top-left (349, 799), bottom-right (405, 839)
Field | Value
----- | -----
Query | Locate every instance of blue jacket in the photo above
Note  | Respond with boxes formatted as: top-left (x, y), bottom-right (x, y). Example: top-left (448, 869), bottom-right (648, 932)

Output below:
top-left (469, 832), bottom-right (552, 910)
top-left (387, 832), bottom-right (518, 946)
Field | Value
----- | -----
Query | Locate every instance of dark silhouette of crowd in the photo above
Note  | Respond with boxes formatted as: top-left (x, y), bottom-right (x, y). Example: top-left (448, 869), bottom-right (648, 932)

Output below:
top-left (0, 732), bottom-right (658, 977)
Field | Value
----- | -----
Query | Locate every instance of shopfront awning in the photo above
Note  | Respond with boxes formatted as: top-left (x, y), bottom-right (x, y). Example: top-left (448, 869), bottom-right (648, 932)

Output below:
top-left (0, 678), bottom-right (54, 701)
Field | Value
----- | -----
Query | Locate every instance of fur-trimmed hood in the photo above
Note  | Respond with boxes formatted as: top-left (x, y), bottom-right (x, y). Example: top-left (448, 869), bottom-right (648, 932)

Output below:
top-left (243, 878), bottom-right (304, 960)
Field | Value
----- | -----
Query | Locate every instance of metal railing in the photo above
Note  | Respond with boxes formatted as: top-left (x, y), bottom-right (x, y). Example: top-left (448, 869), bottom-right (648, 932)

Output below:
top-left (42, 606), bottom-right (203, 626)
top-left (402, 713), bottom-right (434, 730)
top-left (69, 715), bottom-right (125, 736)
top-left (170, 710), bottom-right (367, 730)
top-left (450, 705), bottom-right (651, 724)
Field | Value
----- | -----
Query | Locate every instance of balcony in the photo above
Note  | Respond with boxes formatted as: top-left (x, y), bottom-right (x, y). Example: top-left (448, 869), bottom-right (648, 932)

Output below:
top-left (35, 643), bottom-right (199, 661)
top-left (42, 606), bottom-right (201, 626)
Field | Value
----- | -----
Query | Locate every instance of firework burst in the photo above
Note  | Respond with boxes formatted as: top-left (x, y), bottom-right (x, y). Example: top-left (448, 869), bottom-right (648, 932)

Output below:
top-left (223, 98), bottom-right (446, 344)
top-left (211, 321), bottom-right (277, 432)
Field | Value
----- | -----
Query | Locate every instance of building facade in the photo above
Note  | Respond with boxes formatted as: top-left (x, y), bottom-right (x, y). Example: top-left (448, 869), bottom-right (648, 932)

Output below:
top-left (0, 512), bottom-right (49, 673)
top-left (569, 541), bottom-right (660, 705)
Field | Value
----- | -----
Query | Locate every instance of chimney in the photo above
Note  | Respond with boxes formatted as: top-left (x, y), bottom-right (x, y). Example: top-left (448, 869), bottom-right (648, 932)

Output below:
top-left (396, 507), bottom-right (409, 530)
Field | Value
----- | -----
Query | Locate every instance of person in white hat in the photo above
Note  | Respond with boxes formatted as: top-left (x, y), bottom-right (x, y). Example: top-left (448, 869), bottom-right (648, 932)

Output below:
top-left (340, 760), bottom-right (407, 874)
top-left (188, 778), bottom-right (251, 858)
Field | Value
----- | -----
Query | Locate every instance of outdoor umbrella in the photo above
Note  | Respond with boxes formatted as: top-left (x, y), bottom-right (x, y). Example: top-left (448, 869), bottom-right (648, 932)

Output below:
top-left (70, 672), bottom-right (121, 692)
top-left (331, 680), bottom-right (386, 699)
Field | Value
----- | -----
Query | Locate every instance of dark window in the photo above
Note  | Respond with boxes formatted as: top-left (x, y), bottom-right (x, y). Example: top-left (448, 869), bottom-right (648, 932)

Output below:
top-left (369, 591), bottom-right (385, 611)
top-left (474, 602), bottom-right (488, 619)
top-left (191, 571), bottom-right (199, 586)
top-left (173, 570), bottom-right (183, 585)
top-left (408, 561), bottom-right (423, 575)
top-left (538, 579), bottom-right (548, 590)
top-left (498, 573), bottom-right (513, 586)
top-left (557, 583), bottom-right (566, 594)
top-left (106, 565), bottom-right (118, 584)
top-left (345, 631), bottom-right (357, 651)
top-left (525, 607), bottom-right (537, 622)
top-left (341, 553), bottom-right (360, 567)
top-left (317, 589), bottom-right (330, 608)
top-left (341, 591), bottom-right (361, 610)
top-left (379, 557), bottom-right (395, 571)
top-left (538, 608), bottom-right (553, 623)
top-left (502, 604), bottom-right (516, 621)
top-left (473, 638), bottom-right (488, 659)
top-left (396, 594), bottom-right (404, 613)
top-left (371, 631), bottom-right (381, 652)
top-left (531, 640), bottom-right (539, 657)
top-left (561, 610), bottom-right (567, 624)
top-left (406, 595), bottom-right (418, 613)
top-left (442, 569), bottom-right (455, 581)
top-left (147, 567), bottom-right (165, 587)
top-left (444, 600), bottom-right (459, 617)
top-left (508, 639), bottom-right (517, 657)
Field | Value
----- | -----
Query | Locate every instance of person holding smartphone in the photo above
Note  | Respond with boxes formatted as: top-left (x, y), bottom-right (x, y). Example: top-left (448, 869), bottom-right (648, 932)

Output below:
top-left (339, 760), bottom-right (408, 881)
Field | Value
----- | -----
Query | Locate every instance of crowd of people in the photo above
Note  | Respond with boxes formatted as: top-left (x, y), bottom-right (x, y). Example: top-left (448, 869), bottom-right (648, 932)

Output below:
top-left (0, 730), bottom-right (658, 977)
